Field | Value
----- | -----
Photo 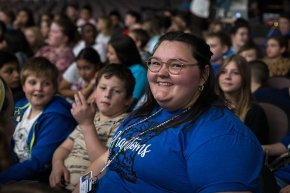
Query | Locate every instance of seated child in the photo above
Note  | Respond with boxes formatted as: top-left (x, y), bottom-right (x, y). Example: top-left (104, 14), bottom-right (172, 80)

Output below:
top-left (0, 77), bottom-right (14, 171)
top-left (129, 29), bottom-right (151, 62)
top-left (59, 47), bottom-right (104, 101)
top-left (49, 64), bottom-right (135, 190)
top-left (205, 32), bottom-right (231, 74)
top-left (237, 42), bottom-right (260, 62)
top-left (0, 57), bottom-right (77, 184)
top-left (264, 35), bottom-right (290, 77)
top-left (0, 50), bottom-right (24, 102)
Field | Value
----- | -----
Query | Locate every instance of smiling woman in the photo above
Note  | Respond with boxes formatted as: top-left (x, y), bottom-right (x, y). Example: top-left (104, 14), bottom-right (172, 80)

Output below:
top-left (147, 40), bottom-right (203, 111)
top-left (77, 32), bottom-right (264, 193)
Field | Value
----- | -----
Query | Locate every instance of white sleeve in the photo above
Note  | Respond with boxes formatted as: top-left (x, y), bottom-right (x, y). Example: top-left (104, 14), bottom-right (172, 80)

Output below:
top-left (62, 62), bottom-right (80, 83)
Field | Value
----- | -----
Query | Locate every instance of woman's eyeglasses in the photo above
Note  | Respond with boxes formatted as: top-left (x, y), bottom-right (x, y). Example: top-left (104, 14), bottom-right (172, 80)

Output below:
top-left (146, 57), bottom-right (198, 75)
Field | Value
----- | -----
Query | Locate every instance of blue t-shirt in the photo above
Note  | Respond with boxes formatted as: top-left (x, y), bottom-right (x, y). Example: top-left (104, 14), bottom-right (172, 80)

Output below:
top-left (95, 106), bottom-right (264, 193)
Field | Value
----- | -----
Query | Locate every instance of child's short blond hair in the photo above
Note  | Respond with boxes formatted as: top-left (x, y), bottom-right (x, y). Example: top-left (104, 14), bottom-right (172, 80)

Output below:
top-left (21, 57), bottom-right (58, 90)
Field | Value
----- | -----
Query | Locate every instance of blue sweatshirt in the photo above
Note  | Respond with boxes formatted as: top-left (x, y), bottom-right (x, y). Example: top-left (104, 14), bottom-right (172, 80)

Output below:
top-left (0, 96), bottom-right (77, 183)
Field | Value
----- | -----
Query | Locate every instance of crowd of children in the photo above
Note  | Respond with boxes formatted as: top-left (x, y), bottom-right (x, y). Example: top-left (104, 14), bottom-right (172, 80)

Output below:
top-left (0, 1), bottom-right (290, 193)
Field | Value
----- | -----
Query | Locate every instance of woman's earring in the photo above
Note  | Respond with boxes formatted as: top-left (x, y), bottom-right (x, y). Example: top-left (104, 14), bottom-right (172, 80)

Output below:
top-left (198, 84), bottom-right (204, 92)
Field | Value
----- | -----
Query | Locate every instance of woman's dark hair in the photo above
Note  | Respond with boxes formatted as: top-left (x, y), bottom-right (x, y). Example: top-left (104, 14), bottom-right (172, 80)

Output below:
top-left (108, 34), bottom-right (142, 67)
top-left (76, 47), bottom-right (103, 70)
top-left (133, 31), bottom-right (217, 128)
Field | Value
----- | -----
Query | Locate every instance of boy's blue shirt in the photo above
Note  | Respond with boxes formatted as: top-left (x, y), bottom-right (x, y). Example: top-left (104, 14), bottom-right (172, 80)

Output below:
top-left (0, 95), bottom-right (77, 183)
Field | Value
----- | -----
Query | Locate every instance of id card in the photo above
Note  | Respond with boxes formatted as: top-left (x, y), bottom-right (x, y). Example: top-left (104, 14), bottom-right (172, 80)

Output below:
top-left (80, 171), bottom-right (93, 193)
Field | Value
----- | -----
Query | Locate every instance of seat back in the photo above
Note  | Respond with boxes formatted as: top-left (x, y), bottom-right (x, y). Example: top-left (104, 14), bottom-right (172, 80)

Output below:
top-left (266, 77), bottom-right (290, 89)
top-left (259, 102), bottom-right (288, 143)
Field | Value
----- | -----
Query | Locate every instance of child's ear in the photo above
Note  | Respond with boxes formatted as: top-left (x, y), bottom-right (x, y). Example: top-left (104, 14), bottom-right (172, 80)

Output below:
top-left (280, 46), bottom-right (286, 55)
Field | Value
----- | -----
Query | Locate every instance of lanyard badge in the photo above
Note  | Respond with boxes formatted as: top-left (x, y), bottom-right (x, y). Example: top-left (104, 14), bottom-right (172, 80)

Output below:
top-left (80, 171), bottom-right (93, 193)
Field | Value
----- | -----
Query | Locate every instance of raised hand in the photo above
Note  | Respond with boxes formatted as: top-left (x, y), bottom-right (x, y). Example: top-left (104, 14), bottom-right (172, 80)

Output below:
top-left (71, 91), bottom-right (97, 127)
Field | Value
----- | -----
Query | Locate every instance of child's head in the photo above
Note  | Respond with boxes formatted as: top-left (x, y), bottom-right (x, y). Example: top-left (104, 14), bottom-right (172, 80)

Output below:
top-left (94, 64), bottom-right (135, 116)
top-left (205, 32), bottom-right (230, 64)
top-left (80, 5), bottom-right (93, 21)
top-left (24, 27), bottom-right (44, 50)
top-left (109, 10), bottom-right (122, 27)
top-left (208, 20), bottom-right (223, 33)
top-left (278, 16), bottom-right (290, 35)
top-left (230, 19), bottom-right (250, 51)
top-left (21, 57), bottom-right (58, 109)
top-left (249, 60), bottom-right (269, 85)
top-left (96, 16), bottom-right (112, 36)
top-left (21, 57), bottom-right (58, 92)
top-left (237, 42), bottom-right (260, 62)
top-left (65, 3), bottom-right (79, 22)
top-left (216, 54), bottom-right (252, 120)
top-left (217, 54), bottom-right (250, 98)
top-left (128, 29), bottom-right (150, 50)
top-left (107, 34), bottom-right (142, 66)
top-left (80, 23), bottom-right (97, 45)
top-left (124, 10), bottom-right (141, 28)
top-left (75, 47), bottom-right (104, 82)
top-left (40, 19), bottom-right (51, 39)
top-left (266, 35), bottom-right (288, 59)
top-left (14, 8), bottom-right (35, 28)
top-left (0, 51), bottom-right (20, 89)
top-left (48, 17), bottom-right (77, 47)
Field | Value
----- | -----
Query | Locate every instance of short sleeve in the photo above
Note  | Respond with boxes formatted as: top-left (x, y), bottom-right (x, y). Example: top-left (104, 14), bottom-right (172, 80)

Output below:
top-left (68, 126), bottom-right (81, 141)
top-left (63, 62), bottom-right (79, 83)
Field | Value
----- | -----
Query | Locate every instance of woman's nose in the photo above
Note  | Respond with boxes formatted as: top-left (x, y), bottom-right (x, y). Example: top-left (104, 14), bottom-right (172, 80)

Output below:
top-left (158, 62), bottom-right (170, 75)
